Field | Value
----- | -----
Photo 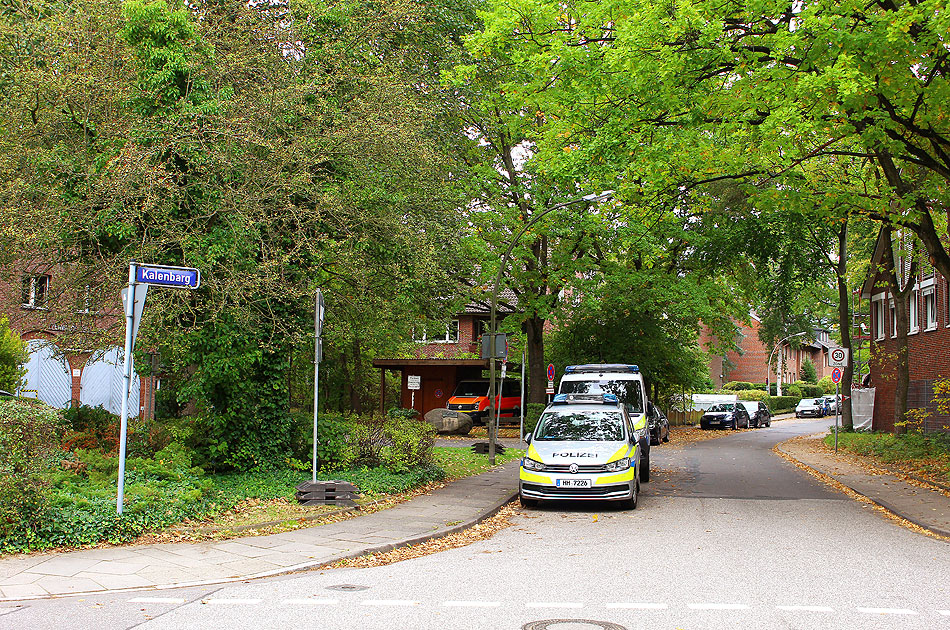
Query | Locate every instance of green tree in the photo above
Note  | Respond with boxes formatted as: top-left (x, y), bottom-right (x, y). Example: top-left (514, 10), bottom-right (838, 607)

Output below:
top-left (0, 317), bottom-right (27, 393)
top-left (801, 357), bottom-right (818, 385)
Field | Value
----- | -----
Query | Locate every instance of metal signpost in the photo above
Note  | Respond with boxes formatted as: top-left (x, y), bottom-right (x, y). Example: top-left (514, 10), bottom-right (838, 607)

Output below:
top-left (313, 290), bottom-right (324, 483)
top-left (520, 352), bottom-right (526, 440)
top-left (828, 347), bottom-right (849, 455)
top-left (546, 363), bottom-right (556, 403)
top-left (117, 262), bottom-right (200, 514)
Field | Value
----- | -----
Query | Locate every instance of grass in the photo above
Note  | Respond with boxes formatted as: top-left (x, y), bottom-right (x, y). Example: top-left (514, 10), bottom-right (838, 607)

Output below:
top-left (823, 431), bottom-right (950, 484)
top-left (432, 446), bottom-right (524, 480)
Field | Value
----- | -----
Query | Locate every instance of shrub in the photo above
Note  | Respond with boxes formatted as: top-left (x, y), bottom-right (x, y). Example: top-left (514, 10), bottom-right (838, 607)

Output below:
top-left (767, 395), bottom-right (801, 412)
top-left (524, 403), bottom-right (546, 436)
top-left (736, 389), bottom-right (768, 402)
top-left (0, 316), bottom-right (27, 393)
top-left (818, 375), bottom-right (835, 394)
top-left (382, 417), bottom-right (435, 473)
top-left (63, 405), bottom-right (120, 453)
top-left (795, 382), bottom-right (824, 398)
top-left (0, 399), bottom-right (66, 540)
top-left (723, 381), bottom-right (754, 391)
top-left (784, 384), bottom-right (803, 398)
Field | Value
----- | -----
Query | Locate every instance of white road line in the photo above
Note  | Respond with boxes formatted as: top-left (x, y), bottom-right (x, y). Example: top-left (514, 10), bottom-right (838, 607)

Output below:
top-left (856, 607), bottom-right (918, 615)
top-left (362, 600), bottom-right (420, 607)
top-left (129, 597), bottom-right (186, 605)
top-left (777, 605), bottom-right (834, 612)
top-left (203, 599), bottom-right (263, 605)
top-left (688, 603), bottom-right (751, 611)
top-left (442, 601), bottom-right (502, 608)
top-left (606, 602), bottom-right (668, 610)
top-left (282, 599), bottom-right (339, 606)
top-left (525, 602), bottom-right (584, 609)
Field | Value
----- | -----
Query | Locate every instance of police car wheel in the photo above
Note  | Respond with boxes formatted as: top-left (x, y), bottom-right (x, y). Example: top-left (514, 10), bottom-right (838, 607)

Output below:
top-left (620, 478), bottom-right (639, 510)
top-left (639, 449), bottom-right (650, 483)
top-left (519, 494), bottom-right (538, 508)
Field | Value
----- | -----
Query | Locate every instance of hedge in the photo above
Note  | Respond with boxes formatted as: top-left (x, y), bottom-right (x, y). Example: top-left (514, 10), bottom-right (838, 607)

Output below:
top-left (767, 395), bottom-right (801, 412)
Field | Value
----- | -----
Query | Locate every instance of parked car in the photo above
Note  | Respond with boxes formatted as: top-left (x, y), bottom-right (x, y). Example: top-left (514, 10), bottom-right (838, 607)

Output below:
top-left (647, 402), bottom-right (670, 445)
top-left (739, 400), bottom-right (772, 428)
top-left (446, 379), bottom-right (521, 424)
top-left (519, 392), bottom-right (640, 509)
top-left (700, 402), bottom-right (750, 430)
top-left (795, 398), bottom-right (826, 418)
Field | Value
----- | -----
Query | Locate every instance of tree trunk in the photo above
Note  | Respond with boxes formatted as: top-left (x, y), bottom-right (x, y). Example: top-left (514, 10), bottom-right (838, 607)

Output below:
top-left (835, 219), bottom-right (854, 430)
top-left (882, 226), bottom-right (917, 434)
top-left (525, 315), bottom-right (546, 404)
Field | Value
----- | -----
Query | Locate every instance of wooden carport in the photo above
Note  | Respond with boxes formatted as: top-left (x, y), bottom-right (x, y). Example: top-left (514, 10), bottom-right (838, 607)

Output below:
top-left (371, 358), bottom-right (491, 418)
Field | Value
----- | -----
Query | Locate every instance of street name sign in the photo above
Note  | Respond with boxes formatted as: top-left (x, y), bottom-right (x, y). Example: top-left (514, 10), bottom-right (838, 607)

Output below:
top-left (829, 348), bottom-right (849, 367)
top-left (136, 264), bottom-right (201, 289)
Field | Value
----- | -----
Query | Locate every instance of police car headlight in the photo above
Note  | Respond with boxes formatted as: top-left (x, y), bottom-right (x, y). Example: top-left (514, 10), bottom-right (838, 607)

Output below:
top-left (603, 458), bottom-right (631, 472)
top-left (522, 457), bottom-right (545, 472)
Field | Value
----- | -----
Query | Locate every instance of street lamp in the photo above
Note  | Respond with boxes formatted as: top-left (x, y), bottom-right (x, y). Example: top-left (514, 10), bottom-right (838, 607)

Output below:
top-left (486, 190), bottom-right (614, 464)
top-left (766, 331), bottom-right (807, 397)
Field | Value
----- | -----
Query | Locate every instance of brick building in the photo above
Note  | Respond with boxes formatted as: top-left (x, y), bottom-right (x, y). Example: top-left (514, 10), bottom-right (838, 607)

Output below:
top-left (702, 315), bottom-right (840, 390)
top-left (861, 231), bottom-right (950, 434)
top-left (2, 263), bottom-right (155, 417)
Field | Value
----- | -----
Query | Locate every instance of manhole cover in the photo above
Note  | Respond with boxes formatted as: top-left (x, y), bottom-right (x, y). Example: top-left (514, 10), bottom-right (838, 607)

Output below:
top-left (523, 621), bottom-right (627, 630)
top-left (326, 584), bottom-right (370, 592)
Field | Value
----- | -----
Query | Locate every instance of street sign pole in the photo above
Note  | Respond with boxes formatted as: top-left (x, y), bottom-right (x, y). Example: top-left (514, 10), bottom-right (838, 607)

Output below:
top-left (116, 262), bottom-right (137, 515)
top-left (520, 352), bottom-right (526, 441)
top-left (835, 382), bottom-right (840, 454)
top-left (313, 290), bottom-right (324, 483)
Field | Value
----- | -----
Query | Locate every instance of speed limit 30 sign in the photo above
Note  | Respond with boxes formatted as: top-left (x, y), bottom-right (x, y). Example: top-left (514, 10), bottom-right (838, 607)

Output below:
top-left (829, 348), bottom-right (849, 367)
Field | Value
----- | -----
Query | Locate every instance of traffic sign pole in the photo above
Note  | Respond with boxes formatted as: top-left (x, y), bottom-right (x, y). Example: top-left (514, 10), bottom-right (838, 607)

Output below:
top-left (116, 263), bottom-right (137, 515)
top-left (835, 382), bottom-right (840, 454)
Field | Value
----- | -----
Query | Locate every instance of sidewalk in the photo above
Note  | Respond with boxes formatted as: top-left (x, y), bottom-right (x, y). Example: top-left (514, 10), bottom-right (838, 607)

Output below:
top-left (776, 435), bottom-right (950, 538)
top-left (0, 461), bottom-right (521, 601)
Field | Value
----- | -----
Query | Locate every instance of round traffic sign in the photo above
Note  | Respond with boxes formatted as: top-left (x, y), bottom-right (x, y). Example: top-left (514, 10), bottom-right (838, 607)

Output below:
top-left (831, 348), bottom-right (846, 363)
top-left (831, 367), bottom-right (842, 384)
top-left (547, 363), bottom-right (556, 381)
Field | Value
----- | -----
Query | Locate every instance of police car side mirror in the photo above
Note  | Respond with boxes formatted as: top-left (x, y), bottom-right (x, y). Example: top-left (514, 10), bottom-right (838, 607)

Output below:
top-left (523, 432), bottom-right (532, 444)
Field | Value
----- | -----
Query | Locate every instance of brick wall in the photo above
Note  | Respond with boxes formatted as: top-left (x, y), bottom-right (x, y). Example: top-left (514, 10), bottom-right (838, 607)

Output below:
top-left (869, 271), bottom-right (950, 433)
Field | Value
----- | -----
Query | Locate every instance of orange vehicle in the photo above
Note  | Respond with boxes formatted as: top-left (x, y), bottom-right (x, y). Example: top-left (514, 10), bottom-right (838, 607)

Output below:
top-left (446, 379), bottom-right (522, 424)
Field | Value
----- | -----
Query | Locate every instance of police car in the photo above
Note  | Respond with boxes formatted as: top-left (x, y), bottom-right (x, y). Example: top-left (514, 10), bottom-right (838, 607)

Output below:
top-left (519, 393), bottom-right (640, 509)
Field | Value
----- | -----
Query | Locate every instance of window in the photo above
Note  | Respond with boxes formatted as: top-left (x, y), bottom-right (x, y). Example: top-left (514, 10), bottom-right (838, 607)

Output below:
top-left (21, 275), bottom-right (50, 309)
top-left (909, 288), bottom-right (919, 333)
top-left (889, 299), bottom-right (896, 338)
top-left (924, 288), bottom-right (937, 330)
top-left (413, 320), bottom-right (459, 343)
top-left (873, 298), bottom-right (885, 341)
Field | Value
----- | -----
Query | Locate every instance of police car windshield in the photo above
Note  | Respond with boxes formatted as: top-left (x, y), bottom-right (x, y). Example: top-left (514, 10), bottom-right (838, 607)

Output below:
top-left (559, 380), bottom-right (644, 413)
top-left (534, 410), bottom-right (625, 442)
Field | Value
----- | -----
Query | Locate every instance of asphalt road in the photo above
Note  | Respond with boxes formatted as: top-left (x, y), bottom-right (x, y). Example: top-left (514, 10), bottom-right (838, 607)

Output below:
top-left (4, 418), bottom-right (948, 630)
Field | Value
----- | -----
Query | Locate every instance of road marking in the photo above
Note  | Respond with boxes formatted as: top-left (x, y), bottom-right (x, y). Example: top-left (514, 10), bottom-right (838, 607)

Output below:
top-left (606, 602), bottom-right (668, 609)
top-left (777, 605), bottom-right (834, 612)
top-left (526, 602), bottom-right (584, 609)
top-left (688, 603), bottom-right (751, 610)
top-left (362, 600), bottom-right (420, 606)
top-left (282, 599), bottom-right (339, 606)
top-left (856, 607), bottom-right (918, 615)
top-left (203, 598), bottom-right (262, 605)
top-left (442, 601), bottom-right (502, 607)
top-left (129, 597), bottom-right (186, 605)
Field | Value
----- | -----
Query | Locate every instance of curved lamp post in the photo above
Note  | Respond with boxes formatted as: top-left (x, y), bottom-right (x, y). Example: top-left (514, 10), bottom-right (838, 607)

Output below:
top-left (766, 331), bottom-right (807, 397)
top-left (486, 190), bottom-right (614, 464)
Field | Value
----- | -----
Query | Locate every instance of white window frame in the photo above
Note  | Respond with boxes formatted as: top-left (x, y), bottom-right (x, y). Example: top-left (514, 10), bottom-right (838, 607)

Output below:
top-left (873, 296), bottom-right (885, 341)
top-left (889, 298), bottom-right (896, 339)
top-left (909, 288), bottom-right (920, 334)
top-left (923, 287), bottom-right (937, 330)
top-left (413, 320), bottom-right (460, 344)
top-left (21, 274), bottom-right (50, 309)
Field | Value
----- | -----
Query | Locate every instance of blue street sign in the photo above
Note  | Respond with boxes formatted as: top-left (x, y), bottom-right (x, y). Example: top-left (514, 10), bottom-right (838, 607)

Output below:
top-left (136, 264), bottom-right (201, 289)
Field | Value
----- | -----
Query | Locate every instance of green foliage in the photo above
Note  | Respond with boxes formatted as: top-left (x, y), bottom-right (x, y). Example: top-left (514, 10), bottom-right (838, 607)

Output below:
top-left (795, 382), bottom-right (825, 399)
top-left (766, 396), bottom-right (801, 413)
top-left (825, 432), bottom-right (950, 483)
top-left (723, 382), bottom-right (755, 391)
top-left (784, 384), bottom-right (803, 398)
top-left (62, 404), bottom-right (120, 453)
top-left (524, 403), bottom-right (546, 436)
top-left (818, 375), bottom-right (836, 394)
top-left (0, 317), bottom-right (27, 393)
top-left (736, 390), bottom-right (768, 402)
top-left (800, 358), bottom-right (818, 384)
top-left (0, 399), bottom-right (66, 541)
top-left (382, 418), bottom-right (436, 473)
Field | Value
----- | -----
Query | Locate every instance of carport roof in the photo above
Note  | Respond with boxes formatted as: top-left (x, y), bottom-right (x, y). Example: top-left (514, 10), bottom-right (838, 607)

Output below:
top-left (372, 358), bottom-right (491, 369)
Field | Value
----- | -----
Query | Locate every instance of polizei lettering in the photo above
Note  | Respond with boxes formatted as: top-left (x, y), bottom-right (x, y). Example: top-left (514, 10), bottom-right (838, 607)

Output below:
top-left (552, 452), bottom-right (596, 458)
